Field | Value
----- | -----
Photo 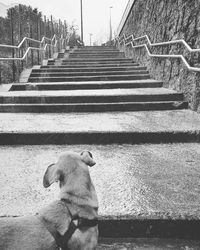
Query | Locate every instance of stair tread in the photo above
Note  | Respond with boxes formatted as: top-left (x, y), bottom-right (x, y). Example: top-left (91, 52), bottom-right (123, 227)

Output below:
top-left (0, 143), bottom-right (200, 220)
top-left (13, 79), bottom-right (161, 86)
top-left (1, 88), bottom-right (180, 97)
top-left (30, 70), bottom-right (148, 75)
top-left (97, 239), bottom-right (200, 249)
top-left (0, 110), bottom-right (199, 133)
top-left (0, 101), bottom-right (187, 105)
top-left (42, 63), bottom-right (139, 67)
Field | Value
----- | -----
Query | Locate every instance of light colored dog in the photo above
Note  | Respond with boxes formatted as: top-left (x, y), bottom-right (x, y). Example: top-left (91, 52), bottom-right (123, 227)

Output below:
top-left (0, 151), bottom-right (99, 250)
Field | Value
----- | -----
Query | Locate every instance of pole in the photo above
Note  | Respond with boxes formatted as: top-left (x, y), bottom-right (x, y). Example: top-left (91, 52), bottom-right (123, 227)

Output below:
top-left (19, 4), bottom-right (23, 70)
top-left (89, 33), bottom-right (93, 46)
top-left (80, 0), bottom-right (83, 42)
top-left (10, 8), bottom-right (15, 82)
top-left (109, 6), bottom-right (113, 42)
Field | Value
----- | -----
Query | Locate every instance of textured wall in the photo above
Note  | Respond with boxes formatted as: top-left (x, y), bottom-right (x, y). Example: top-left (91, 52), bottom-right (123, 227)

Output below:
top-left (118, 0), bottom-right (200, 111)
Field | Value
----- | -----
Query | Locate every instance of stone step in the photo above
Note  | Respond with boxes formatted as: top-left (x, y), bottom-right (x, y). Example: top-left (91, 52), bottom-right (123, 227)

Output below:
top-left (0, 110), bottom-right (199, 144)
top-left (0, 88), bottom-right (183, 103)
top-left (29, 70), bottom-right (149, 78)
top-left (59, 61), bottom-right (135, 67)
top-left (61, 58), bottom-right (133, 63)
top-left (70, 51), bottom-right (124, 54)
top-left (33, 66), bottom-right (147, 73)
top-left (42, 63), bottom-right (140, 68)
top-left (1, 143), bottom-right (200, 239)
top-left (97, 239), bottom-right (200, 249)
top-left (73, 50), bottom-right (119, 53)
top-left (48, 57), bottom-right (132, 62)
top-left (68, 53), bottom-right (125, 58)
top-left (11, 80), bottom-right (163, 91)
top-left (76, 46), bottom-right (115, 50)
top-left (28, 74), bottom-right (151, 82)
top-left (0, 101), bottom-right (187, 113)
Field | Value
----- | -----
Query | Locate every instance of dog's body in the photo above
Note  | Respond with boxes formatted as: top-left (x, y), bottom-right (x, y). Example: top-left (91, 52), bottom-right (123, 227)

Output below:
top-left (0, 151), bottom-right (98, 250)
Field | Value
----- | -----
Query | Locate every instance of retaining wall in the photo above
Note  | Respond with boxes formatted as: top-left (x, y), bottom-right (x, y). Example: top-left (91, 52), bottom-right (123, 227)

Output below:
top-left (118, 0), bottom-right (200, 111)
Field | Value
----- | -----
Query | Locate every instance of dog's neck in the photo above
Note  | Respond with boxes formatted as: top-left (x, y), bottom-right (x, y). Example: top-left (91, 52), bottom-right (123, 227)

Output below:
top-left (59, 180), bottom-right (98, 212)
top-left (60, 197), bottom-right (98, 221)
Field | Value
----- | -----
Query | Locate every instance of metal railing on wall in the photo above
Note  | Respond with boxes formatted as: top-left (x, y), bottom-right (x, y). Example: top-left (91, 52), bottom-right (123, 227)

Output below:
top-left (115, 34), bottom-right (200, 72)
top-left (0, 34), bottom-right (68, 83)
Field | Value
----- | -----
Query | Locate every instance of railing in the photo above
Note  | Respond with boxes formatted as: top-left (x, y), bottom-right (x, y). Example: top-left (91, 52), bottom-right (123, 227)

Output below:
top-left (115, 34), bottom-right (200, 72)
top-left (0, 34), bottom-right (68, 82)
top-left (0, 34), bottom-right (67, 62)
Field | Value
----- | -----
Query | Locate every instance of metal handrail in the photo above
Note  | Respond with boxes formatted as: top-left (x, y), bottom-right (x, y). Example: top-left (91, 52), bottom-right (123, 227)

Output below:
top-left (115, 34), bottom-right (200, 72)
top-left (0, 34), bottom-right (65, 61)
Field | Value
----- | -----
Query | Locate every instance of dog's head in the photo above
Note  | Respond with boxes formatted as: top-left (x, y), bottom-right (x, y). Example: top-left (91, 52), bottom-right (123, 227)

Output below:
top-left (43, 151), bottom-right (96, 188)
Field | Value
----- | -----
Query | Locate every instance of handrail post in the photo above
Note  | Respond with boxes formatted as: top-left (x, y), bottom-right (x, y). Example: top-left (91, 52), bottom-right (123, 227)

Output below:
top-left (10, 8), bottom-right (15, 82)
top-left (25, 39), bottom-right (29, 67)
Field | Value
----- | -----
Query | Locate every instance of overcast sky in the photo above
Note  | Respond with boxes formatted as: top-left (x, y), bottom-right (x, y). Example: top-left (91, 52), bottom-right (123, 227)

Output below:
top-left (2, 0), bottom-right (128, 45)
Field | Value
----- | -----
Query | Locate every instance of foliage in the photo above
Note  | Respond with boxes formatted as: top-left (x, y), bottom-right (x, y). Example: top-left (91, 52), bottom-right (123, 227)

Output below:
top-left (0, 4), bottom-right (80, 83)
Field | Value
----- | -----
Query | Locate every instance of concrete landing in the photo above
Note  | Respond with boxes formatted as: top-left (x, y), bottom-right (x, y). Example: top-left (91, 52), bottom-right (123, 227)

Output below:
top-left (1, 144), bottom-right (200, 238)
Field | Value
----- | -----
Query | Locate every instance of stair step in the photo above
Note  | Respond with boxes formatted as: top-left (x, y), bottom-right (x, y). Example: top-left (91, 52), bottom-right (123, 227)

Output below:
top-left (0, 101), bottom-right (188, 113)
top-left (34, 66), bottom-right (147, 73)
top-left (97, 238), bottom-right (200, 248)
top-left (60, 61), bottom-right (135, 66)
top-left (73, 50), bottom-right (119, 53)
top-left (69, 54), bottom-right (125, 58)
top-left (1, 88), bottom-right (183, 103)
top-left (42, 63), bottom-right (140, 68)
top-left (28, 74), bottom-right (151, 82)
top-left (76, 46), bottom-right (115, 50)
top-left (29, 70), bottom-right (149, 78)
top-left (0, 110), bottom-right (199, 144)
top-left (11, 80), bottom-right (163, 91)
top-left (62, 58), bottom-right (133, 62)
top-left (1, 143), bottom-right (200, 239)
top-left (70, 51), bottom-right (124, 55)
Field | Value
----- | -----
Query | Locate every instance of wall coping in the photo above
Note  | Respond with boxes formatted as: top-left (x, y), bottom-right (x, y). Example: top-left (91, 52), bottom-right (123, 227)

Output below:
top-left (116, 0), bottom-right (136, 36)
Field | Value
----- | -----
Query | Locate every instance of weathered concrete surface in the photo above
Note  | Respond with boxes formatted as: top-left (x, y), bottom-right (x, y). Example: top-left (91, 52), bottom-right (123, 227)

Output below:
top-left (97, 238), bottom-right (200, 249)
top-left (10, 79), bottom-right (163, 91)
top-left (119, 0), bottom-right (200, 112)
top-left (1, 144), bottom-right (200, 219)
top-left (0, 88), bottom-right (180, 98)
top-left (0, 110), bottom-right (199, 133)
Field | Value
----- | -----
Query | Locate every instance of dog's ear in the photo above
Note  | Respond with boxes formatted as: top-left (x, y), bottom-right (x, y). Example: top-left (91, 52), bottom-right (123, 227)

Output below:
top-left (80, 151), bottom-right (96, 167)
top-left (43, 163), bottom-right (61, 188)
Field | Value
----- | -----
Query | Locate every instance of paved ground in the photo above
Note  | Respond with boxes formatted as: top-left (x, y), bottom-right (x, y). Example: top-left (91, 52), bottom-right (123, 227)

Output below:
top-left (97, 238), bottom-right (200, 249)
top-left (0, 144), bottom-right (200, 219)
top-left (0, 110), bottom-right (199, 133)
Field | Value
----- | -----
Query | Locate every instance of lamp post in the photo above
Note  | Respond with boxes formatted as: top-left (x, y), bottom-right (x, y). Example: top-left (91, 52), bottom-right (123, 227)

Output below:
top-left (109, 6), bottom-right (113, 42)
top-left (80, 0), bottom-right (83, 42)
top-left (89, 33), bottom-right (93, 46)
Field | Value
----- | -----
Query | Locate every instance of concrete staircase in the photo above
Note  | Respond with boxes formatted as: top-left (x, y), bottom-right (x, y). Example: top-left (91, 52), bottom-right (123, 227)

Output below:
top-left (1, 46), bottom-right (200, 244)
top-left (1, 46), bottom-right (188, 113)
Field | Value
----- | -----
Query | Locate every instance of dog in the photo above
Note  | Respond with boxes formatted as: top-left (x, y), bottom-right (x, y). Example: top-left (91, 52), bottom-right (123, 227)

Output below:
top-left (0, 151), bottom-right (99, 250)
